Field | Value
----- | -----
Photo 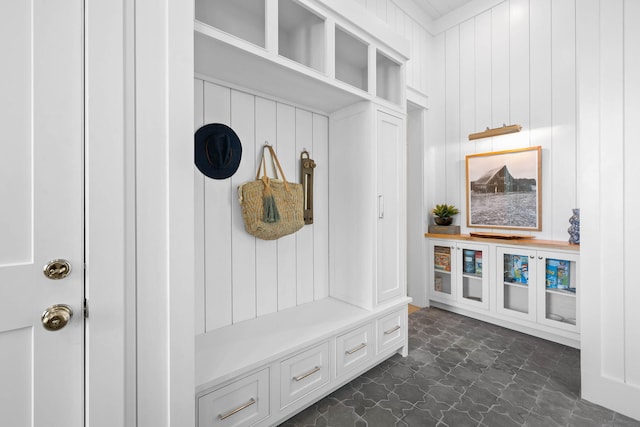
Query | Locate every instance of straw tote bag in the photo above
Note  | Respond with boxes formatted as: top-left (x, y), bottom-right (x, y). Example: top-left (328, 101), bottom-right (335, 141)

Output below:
top-left (238, 145), bottom-right (304, 240)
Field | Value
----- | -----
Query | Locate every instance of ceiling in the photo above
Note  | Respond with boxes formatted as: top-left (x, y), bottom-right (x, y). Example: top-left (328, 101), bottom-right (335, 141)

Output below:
top-left (414, 0), bottom-right (476, 20)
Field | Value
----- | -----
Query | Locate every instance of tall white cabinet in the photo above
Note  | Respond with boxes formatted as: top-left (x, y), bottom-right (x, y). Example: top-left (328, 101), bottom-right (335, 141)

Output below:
top-left (193, 1), bottom-right (411, 426)
top-left (329, 104), bottom-right (406, 310)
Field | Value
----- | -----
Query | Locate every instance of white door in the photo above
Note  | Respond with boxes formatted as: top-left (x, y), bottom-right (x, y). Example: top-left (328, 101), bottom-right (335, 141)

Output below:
top-left (0, 1), bottom-right (84, 426)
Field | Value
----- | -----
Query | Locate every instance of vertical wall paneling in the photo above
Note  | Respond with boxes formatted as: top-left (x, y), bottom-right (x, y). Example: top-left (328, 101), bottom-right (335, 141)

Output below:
top-left (490, 2), bottom-right (511, 153)
top-left (474, 10), bottom-right (492, 155)
top-left (295, 109), bottom-right (315, 305)
top-left (405, 17), bottom-right (414, 93)
top-left (509, 0), bottom-right (530, 151)
top-left (529, 0), bottom-right (553, 239)
top-left (429, 34), bottom-right (446, 207)
top-left (375, 0), bottom-right (387, 22)
top-left (387, 2), bottom-right (397, 30)
top-left (459, 19), bottom-right (475, 234)
top-left (194, 79), bottom-right (205, 335)
top-left (203, 82), bottom-right (233, 331)
top-left (624, 0), bottom-right (640, 388)
top-left (255, 97), bottom-right (279, 317)
top-left (428, 0), bottom-right (581, 242)
top-left (312, 114), bottom-right (330, 301)
top-left (230, 91), bottom-right (257, 324)
top-left (599, 0), bottom-right (625, 381)
top-left (579, 0), bottom-right (640, 419)
top-left (444, 27), bottom-right (461, 206)
top-left (276, 103), bottom-right (298, 311)
top-left (551, 0), bottom-right (577, 237)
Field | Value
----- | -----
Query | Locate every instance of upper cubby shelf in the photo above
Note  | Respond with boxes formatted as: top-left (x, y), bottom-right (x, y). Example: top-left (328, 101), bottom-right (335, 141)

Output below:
top-left (195, 0), bottom-right (266, 48)
top-left (194, 0), bottom-right (409, 113)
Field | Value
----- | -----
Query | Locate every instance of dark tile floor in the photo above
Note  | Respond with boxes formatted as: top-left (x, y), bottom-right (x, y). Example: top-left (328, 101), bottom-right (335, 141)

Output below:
top-left (280, 307), bottom-right (640, 427)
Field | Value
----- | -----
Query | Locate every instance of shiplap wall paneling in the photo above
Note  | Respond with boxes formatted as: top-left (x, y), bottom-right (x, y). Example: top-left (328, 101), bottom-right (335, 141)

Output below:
top-left (295, 109), bottom-right (315, 305)
top-left (509, 0), bottom-right (531, 154)
top-left (194, 79), bottom-right (329, 333)
top-left (444, 27), bottom-right (461, 215)
top-left (312, 114), bottom-right (330, 301)
top-left (490, 2), bottom-right (510, 153)
top-left (255, 97), bottom-right (278, 317)
top-left (458, 18), bottom-right (476, 234)
top-left (624, 0), bottom-right (640, 389)
top-left (599, 0), bottom-right (625, 382)
top-left (194, 79), bottom-right (205, 335)
top-left (429, 0), bottom-right (578, 241)
top-left (230, 90), bottom-right (257, 324)
top-left (203, 82), bottom-right (233, 331)
top-left (550, 0), bottom-right (577, 238)
top-left (427, 33), bottom-right (446, 211)
top-left (473, 10), bottom-right (492, 159)
top-left (579, 0), bottom-right (640, 419)
top-left (529, 0), bottom-right (553, 238)
top-left (276, 103), bottom-right (298, 312)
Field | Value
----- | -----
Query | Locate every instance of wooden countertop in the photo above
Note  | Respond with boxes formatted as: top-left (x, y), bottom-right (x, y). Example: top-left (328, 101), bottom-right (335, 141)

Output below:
top-left (424, 233), bottom-right (580, 251)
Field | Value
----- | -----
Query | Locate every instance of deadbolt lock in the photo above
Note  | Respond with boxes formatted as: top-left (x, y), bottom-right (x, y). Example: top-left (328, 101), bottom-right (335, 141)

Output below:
top-left (41, 304), bottom-right (73, 331)
top-left (43, 259), bottom-right (71, 280)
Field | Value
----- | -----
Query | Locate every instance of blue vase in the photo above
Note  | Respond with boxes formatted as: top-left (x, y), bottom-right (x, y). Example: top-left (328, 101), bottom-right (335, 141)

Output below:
top-left (568, 208), bottom-right (580, 244)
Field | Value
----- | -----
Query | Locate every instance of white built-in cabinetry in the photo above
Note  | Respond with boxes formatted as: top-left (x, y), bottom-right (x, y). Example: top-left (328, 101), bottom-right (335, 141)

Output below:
top-left (427, 235), bottom-right (580, 348)
top-left (329, 103), bottom-right (406, 310)
top-left (194, 1), bottom-right (410, 425)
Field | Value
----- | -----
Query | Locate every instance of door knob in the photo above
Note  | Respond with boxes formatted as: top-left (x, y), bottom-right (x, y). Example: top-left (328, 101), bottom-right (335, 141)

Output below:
top-left (41, 304), bottom-right (73, 331)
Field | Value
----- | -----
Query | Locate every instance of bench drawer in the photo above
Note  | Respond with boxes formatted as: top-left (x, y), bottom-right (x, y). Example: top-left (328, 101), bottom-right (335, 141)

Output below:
top-left (280, 342), bottom-right (330, 408)
top-left (336, 323), bottom-right (374, 378)
top-left (198, 368), bottom-right (269, 427)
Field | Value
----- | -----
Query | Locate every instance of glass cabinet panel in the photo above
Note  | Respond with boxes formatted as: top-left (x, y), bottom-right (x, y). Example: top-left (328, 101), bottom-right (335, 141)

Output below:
top-left (432, 244), bottom-right (453, 297)
top-left (496, 247), bottom-right (537, 321)
top-left (540, 255), bottom-right (578, 329)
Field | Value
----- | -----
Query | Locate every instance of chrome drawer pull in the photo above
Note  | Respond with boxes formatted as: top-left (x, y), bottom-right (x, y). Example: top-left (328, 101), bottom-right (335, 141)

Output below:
top-left (345, 342), bottom-right (367, 355)
top-left (293, 366), bottom-right (321, 382)
top-left (218, 398), bottom-right (256, 420)
top-left (384, 325), bottom-right (401, 335)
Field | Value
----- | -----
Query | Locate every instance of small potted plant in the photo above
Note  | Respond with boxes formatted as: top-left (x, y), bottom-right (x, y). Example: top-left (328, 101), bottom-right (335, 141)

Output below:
top-left (432, 204), bottom-right (459, 226)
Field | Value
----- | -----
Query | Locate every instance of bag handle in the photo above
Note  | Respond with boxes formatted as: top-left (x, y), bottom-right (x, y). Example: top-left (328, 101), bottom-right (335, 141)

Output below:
top-left (256, 144), bottom-right (291, 192)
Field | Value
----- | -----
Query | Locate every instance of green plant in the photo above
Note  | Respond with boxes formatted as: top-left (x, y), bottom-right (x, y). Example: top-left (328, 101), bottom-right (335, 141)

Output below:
top-left (431, 204), bottom-right (460, 219)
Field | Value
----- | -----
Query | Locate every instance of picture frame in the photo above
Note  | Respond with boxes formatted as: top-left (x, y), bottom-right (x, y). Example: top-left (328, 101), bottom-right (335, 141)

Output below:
top-left (466, 146), bottom-right (542, 231)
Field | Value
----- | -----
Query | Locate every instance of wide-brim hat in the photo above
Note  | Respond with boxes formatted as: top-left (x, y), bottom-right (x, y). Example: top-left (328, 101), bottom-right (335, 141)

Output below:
top-left (194, 123), bottom-right (242, 180)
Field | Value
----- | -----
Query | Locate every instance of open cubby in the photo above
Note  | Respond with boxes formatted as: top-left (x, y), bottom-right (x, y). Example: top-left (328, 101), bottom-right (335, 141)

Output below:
top-left (278, 0), bottom-right (325, 72)
top-left (335, 26), bottom-right (368, 92)
top-left (376, 51), bottom-right (401, 104)
top-left (195, 0), bottom-right (265, 48)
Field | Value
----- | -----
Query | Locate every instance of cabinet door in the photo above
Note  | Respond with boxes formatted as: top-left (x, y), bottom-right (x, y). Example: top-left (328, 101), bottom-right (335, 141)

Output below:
top-left (496, 247), bottom-right (537, 321)
top-left (429, 240), bottom-right (456, 302)
top-left (536, 251), bottom-right (579, 332)
top-left (455, 243), bottom-right (489, 310)
top-left (376, 110), bottom-right (405, 304)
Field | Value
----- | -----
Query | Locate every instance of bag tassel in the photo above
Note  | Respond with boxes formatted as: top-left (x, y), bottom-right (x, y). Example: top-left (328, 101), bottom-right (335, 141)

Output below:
top-left (262, 178), bottom-right (280, 223)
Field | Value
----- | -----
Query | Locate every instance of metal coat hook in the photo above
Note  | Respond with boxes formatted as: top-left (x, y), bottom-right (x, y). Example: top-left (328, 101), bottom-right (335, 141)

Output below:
top-left (300, 150), bottom-right (316, 225)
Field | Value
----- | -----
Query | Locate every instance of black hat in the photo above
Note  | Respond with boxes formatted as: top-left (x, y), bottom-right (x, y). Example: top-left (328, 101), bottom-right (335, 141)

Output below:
top-left (194, 123), bottom-right (243, 179)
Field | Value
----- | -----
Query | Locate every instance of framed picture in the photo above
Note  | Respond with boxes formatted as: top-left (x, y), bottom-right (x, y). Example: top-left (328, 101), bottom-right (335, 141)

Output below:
top-left (466, 146), bottom-right (542, 231)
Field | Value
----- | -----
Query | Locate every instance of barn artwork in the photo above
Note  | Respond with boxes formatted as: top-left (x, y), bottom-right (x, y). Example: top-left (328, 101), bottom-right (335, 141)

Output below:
top-left (465, 146), bottom-right (542, 231)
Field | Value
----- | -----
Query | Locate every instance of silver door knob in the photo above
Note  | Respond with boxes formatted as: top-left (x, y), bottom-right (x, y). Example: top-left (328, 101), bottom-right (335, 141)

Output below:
top-left (41, 304), bottom-right (73, 331)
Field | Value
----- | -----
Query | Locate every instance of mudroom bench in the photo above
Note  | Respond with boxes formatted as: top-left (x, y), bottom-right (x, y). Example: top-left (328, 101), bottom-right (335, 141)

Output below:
top-left (195, 297), bottom-right (410, 427)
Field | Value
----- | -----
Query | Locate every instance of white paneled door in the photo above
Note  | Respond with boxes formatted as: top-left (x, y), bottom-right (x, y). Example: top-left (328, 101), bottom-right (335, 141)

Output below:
top-left (0, 1), bottom-right (83, 426)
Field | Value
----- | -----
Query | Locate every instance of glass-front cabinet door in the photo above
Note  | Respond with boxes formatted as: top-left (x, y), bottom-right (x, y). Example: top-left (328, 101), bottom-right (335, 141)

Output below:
top-left (455, 242), bottom-right (489, 310)
top-left (428, 240), bottom-right (456, 302)
top-left (536, 251), bottom-right (579, 332)
top-left (496, 247), bottom-right (537, 322)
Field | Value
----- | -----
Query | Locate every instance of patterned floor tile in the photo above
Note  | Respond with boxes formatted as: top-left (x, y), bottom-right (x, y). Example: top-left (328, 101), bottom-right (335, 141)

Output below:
top-left (280, 307), bottom-right (640, 427)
